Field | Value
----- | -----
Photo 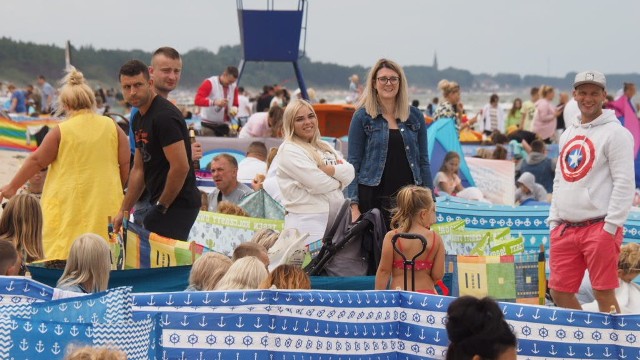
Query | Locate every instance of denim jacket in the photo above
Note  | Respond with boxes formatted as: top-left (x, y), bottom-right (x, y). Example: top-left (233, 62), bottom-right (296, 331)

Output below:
top-left (346, 106), bottom-right (433, 203)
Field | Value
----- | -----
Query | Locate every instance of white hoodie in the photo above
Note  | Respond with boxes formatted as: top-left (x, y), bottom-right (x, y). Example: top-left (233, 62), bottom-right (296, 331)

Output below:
top-left (548, 109), bottom-right (635, 235)
top-left (277, 141), bottom-right (355, 214)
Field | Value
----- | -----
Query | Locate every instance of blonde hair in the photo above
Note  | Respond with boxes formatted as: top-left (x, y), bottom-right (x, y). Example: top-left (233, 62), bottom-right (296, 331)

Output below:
top-left (65, 345), bottom-right (126, 360)
top-left (358, 58), bottom-right (410, 121)
top-left (57, 233), bottom-right (111, 293)
top-left (619, 243), bottom-right (640, 274)
top-left (539, 85), bottom-right (555, 98)
top-left (282, 99), bottom-right (337, 166)
top-left (217, 201), bottom-right (249, 216)
top-left (438, 79), bottom-right (460, 98)
top-left (390, 185), bottom-right (435, 232)
top-left (250, 228), bottom-right (280, 250)
top-left (0, 194), bottom-right (44, 262)
top-left (188, 252), bottom-right (232, 291)
top-left (55, 67), bottom-right (97, 116)
top-left (215, 256), bottom-right (269, 290)
top-left (266, 147), bottom-right (278, 170)
top-left (259, 264), bottom-right (311, 290)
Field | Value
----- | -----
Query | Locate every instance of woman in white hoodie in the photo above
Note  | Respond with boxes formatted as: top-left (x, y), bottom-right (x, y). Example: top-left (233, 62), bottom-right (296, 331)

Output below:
top-left (276, 99), bottom-right (355, 244)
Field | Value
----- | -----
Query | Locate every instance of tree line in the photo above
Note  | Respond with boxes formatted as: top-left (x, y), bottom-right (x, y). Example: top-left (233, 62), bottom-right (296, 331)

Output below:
top-left (1, 37), bottom-right (638, 91)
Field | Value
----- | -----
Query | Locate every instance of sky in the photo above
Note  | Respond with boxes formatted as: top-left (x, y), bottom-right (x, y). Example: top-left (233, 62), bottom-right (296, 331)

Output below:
top-left (2, 0), bottom-right (639, 78)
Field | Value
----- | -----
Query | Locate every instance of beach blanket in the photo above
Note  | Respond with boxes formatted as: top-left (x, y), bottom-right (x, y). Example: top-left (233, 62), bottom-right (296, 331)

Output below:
top-left (0, 116), bottom-right (60, 151)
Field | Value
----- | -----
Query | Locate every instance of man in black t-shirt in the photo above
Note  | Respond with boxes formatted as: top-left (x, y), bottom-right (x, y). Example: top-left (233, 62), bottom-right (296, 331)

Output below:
top-left (114, 59), bottom-right (201, 240)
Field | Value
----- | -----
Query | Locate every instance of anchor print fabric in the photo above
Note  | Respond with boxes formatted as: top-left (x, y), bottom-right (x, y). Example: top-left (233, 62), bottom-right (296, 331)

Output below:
top-left (130, 290), bottom-right (640, 360)
top-left (0, 317), bottom-right (157, 360)
top-left (0, 316), bottom-right (92, 359)
top-left (0, 276), bottom-right (52, 305)
top-left (2, 277), bottom-right (640, 359)
top-left (30, 286), bottom-right (133, 324)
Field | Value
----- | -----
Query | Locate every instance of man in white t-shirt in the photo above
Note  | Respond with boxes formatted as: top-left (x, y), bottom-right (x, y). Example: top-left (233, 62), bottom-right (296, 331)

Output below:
top-left (238, 141), bottom-right (267, 184)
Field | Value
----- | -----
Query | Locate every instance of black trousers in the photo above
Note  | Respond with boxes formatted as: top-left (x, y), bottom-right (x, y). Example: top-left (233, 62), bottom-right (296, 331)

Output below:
top-left (143, 205), bottom-right (200, 240)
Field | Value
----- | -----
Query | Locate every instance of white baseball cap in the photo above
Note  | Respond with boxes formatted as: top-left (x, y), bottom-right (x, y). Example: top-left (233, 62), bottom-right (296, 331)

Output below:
top-left (573, 71), bottom-right (606, 89)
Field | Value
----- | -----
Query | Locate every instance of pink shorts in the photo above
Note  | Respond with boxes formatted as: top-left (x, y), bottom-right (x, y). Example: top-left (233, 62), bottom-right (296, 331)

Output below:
top-left (549, 221), bottom-right (622, 293)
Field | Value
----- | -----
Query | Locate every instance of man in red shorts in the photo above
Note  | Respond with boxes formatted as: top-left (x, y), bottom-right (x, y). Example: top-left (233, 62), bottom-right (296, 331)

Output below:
top-left (548, 71), bottom-right (635, 312)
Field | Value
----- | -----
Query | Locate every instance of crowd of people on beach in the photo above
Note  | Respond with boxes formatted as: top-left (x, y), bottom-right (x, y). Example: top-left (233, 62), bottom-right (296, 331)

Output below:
top-left (2, 47), bottom-right (640, 359)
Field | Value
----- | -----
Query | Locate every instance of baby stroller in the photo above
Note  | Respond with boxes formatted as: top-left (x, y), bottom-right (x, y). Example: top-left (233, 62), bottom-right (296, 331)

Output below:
top-left (305, 199), bottom-right (386, 276)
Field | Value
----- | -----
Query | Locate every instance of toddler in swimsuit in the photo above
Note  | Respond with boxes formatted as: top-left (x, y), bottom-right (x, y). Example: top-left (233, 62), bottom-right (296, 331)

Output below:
top-left (375, 185), bottom-right (445, 293)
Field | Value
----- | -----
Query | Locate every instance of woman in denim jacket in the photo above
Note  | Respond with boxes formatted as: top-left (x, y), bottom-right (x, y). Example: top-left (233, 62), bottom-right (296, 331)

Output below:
top-left (347, 59), bottom-right (433, 226)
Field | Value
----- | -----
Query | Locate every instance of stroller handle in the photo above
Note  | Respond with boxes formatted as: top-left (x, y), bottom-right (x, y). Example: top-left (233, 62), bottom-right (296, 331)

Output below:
top-left (391, 233), bottom-right (428, 291)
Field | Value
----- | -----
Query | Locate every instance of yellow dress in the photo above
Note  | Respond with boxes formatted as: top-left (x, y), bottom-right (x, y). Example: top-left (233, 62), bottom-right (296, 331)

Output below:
top-left (41, 111), bottom-right (123, 259)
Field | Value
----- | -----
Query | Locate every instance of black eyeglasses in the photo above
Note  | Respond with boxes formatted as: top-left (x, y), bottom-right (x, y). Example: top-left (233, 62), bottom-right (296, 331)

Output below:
top-left (377, 76), bottom-right (400, 85)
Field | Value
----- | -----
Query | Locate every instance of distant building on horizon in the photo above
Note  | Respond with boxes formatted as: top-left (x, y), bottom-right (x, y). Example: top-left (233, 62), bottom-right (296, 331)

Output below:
top-left (433, 52), bottom-right (438, 72)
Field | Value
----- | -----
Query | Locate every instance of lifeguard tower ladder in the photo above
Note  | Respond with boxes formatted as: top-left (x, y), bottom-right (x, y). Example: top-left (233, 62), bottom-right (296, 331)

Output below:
top-left (236, 0), bottom-right (310, 99)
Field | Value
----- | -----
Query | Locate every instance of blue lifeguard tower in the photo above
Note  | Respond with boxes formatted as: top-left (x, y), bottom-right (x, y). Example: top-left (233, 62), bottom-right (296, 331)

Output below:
top-left (236, 0), bottom-right (309, 99)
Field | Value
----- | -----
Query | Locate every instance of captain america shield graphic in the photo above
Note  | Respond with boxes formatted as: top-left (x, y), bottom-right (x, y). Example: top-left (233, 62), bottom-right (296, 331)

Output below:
top-left (559, 135), bottom-right (596, 182)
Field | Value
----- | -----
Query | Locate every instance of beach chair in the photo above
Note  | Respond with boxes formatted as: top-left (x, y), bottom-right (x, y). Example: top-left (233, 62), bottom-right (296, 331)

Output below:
top-left (305, 199), bottom-right (386, 276)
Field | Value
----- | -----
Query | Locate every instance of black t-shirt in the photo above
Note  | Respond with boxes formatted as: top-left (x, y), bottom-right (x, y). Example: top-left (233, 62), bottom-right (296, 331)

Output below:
top-left (133, 96), bottom-right (201, 209)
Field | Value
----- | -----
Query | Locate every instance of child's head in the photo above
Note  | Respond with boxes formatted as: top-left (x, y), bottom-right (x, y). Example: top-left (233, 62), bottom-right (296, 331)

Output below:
top-left (492, 145), bottom-right (508, 160)
top-left (0, 194), bottom-right (44, 262)
top-left (0, 240), bottom-right (19, 276)
top-left (233, 242), bottom-right (269, 267)
top-left (390, 185), bottom-right (435, 231)
top-left (215, 256), bottom-right (269, 290)
top-left (250, 228), bottom-right (280, 251)
top-left (445, 296), bottom-right (517, 360)
top-left (516, 172), bottom-right (536, 195)
top-left (57, 233), bottom-right (111, 293)
top-left (439, 152), bottom-right (460, 174)
top-left (188, 252), bottom-right (232, 291)
top-left (65, 345), bottom-right (127, 360)
top-left (530, 139), bottom-right (546, 154)
top-left (259, 264), bottom-right (311, 290)
top-left (618, 243), bottom-right (640, 283)
top-left (217, 201), bottom-right (249, 217)
top-left (199, 190), bottom-right (209, 211)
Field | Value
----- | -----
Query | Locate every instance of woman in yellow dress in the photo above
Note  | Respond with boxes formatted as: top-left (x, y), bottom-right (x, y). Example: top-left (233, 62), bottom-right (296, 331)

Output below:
top-left (0, 67), bottom-right (129, 259)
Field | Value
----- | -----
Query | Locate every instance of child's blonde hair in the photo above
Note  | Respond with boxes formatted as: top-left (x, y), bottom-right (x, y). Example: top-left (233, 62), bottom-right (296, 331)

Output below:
top-left (217, 201), bottom-right (249, 217)
top-left (57, 233), bottom-right (111, 293)
top-left (250, 228), bottom-right (280, 250)
top-left (188, 252), bottom-right (232, 291)
top-left (390, 185), bottom-right (435, 232)
top-left (618, 243), bottom-right (640, 274)
top-left (215, 256), bottom-right (269, 290)
top-left (0, 194), bottom-right (44, 262)
top-left (65, 345), bottom-right (126, 360)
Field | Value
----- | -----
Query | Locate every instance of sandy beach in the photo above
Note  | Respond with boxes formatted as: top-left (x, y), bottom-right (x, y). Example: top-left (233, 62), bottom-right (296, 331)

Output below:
top-left (0, 149), bottom-right (28, 214)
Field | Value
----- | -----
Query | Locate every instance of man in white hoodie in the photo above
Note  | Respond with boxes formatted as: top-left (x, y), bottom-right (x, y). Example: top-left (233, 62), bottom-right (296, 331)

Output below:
top-left (548, 71), bottom-right (635, 313)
